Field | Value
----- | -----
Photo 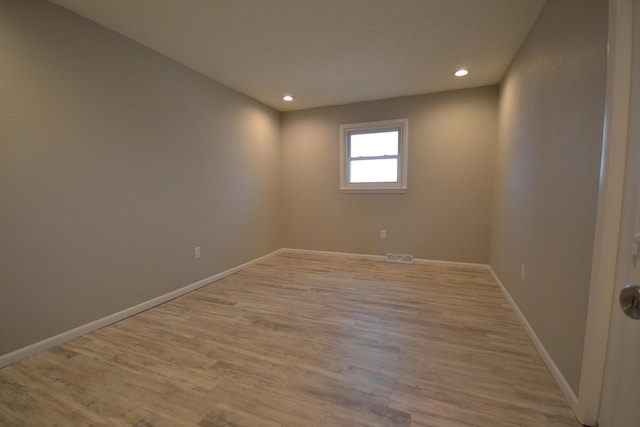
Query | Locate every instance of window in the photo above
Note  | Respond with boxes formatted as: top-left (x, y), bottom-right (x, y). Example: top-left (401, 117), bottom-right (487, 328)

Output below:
top-left (340, 118), bottom-right (408, 193)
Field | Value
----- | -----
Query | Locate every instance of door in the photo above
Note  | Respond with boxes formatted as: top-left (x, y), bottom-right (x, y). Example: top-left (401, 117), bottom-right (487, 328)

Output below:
top-left (597, 2), bottom-right (640, 425)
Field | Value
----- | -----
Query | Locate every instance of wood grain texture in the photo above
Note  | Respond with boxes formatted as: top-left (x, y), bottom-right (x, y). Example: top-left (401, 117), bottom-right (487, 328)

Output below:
top-left (0, 252), bottom-right (580, 426)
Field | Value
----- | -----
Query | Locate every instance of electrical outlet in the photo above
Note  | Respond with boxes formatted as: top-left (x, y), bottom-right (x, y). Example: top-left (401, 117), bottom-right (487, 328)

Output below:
top-left (520, 264), bottom-right (526, 281)
top-left (380, 229), bottom-right (387, 239)
top-left (194, 247), bottom-right (201, 259)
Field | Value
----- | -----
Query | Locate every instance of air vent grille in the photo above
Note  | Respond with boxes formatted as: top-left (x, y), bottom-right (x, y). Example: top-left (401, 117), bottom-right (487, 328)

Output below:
top-left (385, 253), bottom-right (414, 264)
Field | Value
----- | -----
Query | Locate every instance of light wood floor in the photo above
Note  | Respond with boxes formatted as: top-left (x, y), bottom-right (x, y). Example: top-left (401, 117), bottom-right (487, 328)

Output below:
top-left (0, 252), bottom-right (580, 426)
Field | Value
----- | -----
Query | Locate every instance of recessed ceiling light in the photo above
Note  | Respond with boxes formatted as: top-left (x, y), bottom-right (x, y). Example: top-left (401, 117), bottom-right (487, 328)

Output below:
top-left (282, 95), bottom-right (295, 101)
top-left (454, 69), bottom-right (469, 77)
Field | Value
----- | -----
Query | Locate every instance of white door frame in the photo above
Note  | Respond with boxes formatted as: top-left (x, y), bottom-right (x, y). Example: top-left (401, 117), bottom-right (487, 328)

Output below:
top-left (576, 0), bottom-right (634, 424)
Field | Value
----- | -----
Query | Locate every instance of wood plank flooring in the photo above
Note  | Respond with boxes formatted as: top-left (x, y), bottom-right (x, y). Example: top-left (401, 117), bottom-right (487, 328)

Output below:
top-left (0, 252), bottom-right (581, 426)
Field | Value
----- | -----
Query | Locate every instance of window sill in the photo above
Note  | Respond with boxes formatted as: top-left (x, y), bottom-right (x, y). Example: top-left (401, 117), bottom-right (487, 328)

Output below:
top-left (339, 187), bottom-right (407, 194)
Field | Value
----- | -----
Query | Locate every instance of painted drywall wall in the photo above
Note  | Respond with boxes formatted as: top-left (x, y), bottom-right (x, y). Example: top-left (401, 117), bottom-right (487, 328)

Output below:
top-left (0, 0), bottom-right (281, 356)
top-left (281, 87), bottom-right (498, 263)
top-left (490, 0), bottom-right (607, 394)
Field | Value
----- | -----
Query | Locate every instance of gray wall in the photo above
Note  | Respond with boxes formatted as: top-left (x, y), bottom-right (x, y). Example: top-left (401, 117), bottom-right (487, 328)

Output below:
top-left (281, 87), bottom-right (498, 263)
top-left (490, 0), bottom-right (607, 394)
top-left (0, 0), bottom-right (282, 356)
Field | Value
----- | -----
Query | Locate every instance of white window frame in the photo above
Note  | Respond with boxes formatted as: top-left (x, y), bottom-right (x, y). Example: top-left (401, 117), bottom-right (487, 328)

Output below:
top-left (339, 118), bottom-right (408, 193)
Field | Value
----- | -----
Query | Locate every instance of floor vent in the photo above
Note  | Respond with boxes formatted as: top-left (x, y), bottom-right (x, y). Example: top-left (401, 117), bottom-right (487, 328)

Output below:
top-left (385, 253), bottom-right (414, 264)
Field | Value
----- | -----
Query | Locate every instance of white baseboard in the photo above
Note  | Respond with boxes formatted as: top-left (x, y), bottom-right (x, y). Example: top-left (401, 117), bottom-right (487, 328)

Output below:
top-left (413, 257), bottom-right (490, 271)
top-left (488, 267), bottom-right (579, 413)
top-left (281, 247), bottom-right (387, 261)
top-left (0, 249), bottom-right (281, 369)
top-left (280, 248), bottom-right (490, 271)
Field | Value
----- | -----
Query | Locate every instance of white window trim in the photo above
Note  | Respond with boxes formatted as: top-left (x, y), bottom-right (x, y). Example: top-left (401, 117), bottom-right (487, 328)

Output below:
top-left (339, 118), bottom-right (408, 193)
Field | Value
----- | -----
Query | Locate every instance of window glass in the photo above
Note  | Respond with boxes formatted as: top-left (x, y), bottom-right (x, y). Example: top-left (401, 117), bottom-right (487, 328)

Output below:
top-left (350, 159), bottom-right (398, 183)
top-left (349, 131), bottom-right (399, 158)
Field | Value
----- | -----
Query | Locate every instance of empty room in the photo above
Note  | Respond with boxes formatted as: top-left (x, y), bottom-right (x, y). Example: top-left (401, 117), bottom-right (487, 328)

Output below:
top-left (2, 0), bottom-right (640, 426)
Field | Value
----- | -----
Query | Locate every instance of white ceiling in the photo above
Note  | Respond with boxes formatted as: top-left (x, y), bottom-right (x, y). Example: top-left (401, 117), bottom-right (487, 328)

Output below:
top-left (49, 0), bottom-right (545, 112)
